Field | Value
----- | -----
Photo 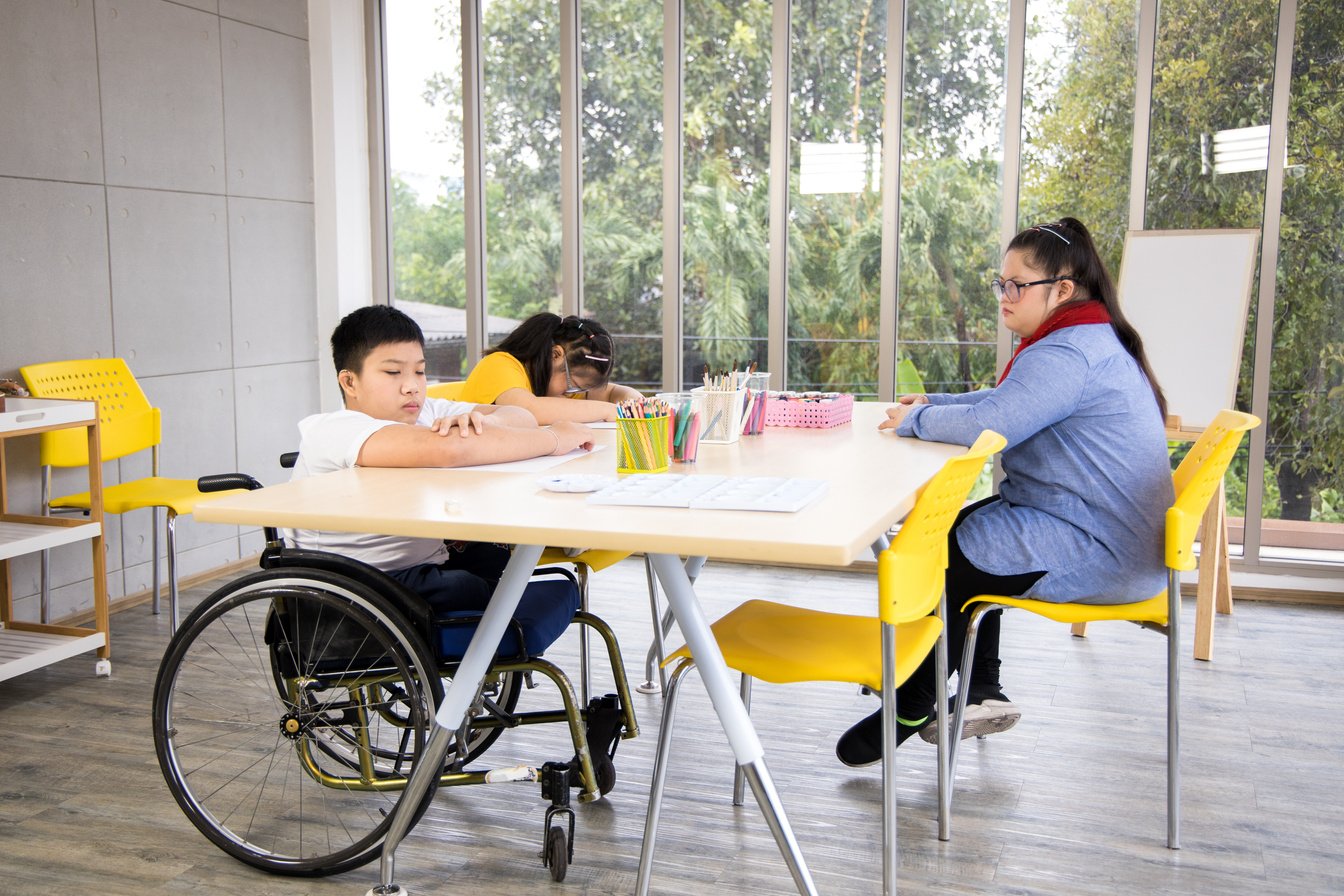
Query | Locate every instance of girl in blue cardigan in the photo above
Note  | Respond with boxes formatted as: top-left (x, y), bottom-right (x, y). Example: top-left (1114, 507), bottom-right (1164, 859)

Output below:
top-left (838, 217), bottom-right (1173, 766)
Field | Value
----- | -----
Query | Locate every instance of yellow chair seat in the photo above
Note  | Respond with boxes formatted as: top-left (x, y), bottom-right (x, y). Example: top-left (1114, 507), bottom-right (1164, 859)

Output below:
top-left (538, 546), bottom-right (629, 574)
top-left (961, 592), bottom-right (1169, 627)
top-left (667, 599), bottom-right (943, 692)
top-left (50, 477), bottom-right (244, 516)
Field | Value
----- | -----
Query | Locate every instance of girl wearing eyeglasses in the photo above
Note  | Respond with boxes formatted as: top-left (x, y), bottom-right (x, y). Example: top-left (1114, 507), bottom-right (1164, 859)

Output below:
top-left (460, 312), bottom-right (643, 424)
top-left (837, 217), bottom-right (1173, 768)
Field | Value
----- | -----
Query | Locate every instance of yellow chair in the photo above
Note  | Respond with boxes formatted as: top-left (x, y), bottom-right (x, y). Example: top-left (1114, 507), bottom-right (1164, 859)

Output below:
top-left (20, 359), bottom-right (245, 631)
top-left (636, 431), bottom-right (1007, 896)
top-left (949, 409), bottom-right (1260, 850)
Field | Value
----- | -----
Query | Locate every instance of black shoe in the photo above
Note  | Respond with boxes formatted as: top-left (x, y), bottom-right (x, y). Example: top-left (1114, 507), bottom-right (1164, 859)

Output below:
top-left (968, 658), bottom-right (1004, 694)
top-left (836, 707), bottom-right (930, 768)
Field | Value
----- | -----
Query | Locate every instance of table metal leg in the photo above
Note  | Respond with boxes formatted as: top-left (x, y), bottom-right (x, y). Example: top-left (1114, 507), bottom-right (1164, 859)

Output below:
top-left (639, 555), bottom-right (705, 695)
top-left (371, 544), bottom-right (544, 894)
top-left (645, 552), bottom-right (818, 896)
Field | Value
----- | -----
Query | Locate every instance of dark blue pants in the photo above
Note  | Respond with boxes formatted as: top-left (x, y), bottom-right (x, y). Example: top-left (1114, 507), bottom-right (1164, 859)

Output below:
top-left (389, 541), bottom-right (512, 615)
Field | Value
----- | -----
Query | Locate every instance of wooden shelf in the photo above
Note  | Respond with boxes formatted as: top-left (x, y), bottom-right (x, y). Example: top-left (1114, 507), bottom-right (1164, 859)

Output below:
top-left (0, 627), bottom-right (107, 683)
top-left (0, 517), bottom-right (101, 562)
top-left (0, 395), bottom-right (111, 678)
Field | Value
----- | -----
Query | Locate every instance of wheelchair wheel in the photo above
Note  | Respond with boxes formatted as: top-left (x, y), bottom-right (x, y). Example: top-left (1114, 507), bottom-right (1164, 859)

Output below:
top-left (153, 570), bottom-right (442, 876)
top-left (593, 753), bottom-right (617, 796)
top-left (545, 825), bottom-right (568, 882)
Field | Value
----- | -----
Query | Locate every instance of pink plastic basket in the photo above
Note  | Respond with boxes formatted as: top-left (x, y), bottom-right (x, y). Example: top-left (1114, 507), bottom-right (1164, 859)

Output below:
top-left (764, 392), bottom-right (854, 429)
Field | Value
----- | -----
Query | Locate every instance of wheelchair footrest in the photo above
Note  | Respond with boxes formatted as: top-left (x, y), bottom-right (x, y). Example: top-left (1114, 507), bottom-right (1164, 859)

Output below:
top-left (482, 765), bottom-right (542, 785)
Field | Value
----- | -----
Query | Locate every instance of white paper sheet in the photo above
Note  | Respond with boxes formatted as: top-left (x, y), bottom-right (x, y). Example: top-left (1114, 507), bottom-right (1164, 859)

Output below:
top-left (452, 444), bottom-right (607, 473)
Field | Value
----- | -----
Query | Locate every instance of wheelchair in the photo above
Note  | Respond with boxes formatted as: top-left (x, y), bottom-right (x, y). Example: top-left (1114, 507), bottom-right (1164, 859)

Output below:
top-left (151, 472), bottom-right (638, 882)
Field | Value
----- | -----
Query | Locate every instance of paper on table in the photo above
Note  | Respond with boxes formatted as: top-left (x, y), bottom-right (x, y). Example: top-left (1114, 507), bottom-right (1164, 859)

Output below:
top-left (452, 444), bottom-right (606, 473)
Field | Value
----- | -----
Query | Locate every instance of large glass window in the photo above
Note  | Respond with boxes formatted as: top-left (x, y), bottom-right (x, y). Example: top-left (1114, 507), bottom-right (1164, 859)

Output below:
top-left (1019, 0), bottom-right (1136, 272)
top-left (784, 2), bottom-right (887, 395)
top-left (385, 1), bottom-right (469, 380)
top-left (896, 0), bottom-right (1007, 397)
top-left (680, 0), bottom-right (773, 388)
top-left (1146, 0), bottom-right (1277, 548)
top-left (377, 0), bottom-right (1344, 575)
top-left (481, 0), bottom-right (562, 339)
top-left (580, 1), bottom-right (664, 392)
top-left (1263, 0), bottom-right (1344, 555)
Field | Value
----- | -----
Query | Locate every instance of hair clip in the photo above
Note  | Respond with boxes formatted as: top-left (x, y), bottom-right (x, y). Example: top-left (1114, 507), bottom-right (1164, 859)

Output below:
top-left (582, 354), bottom-right (610, 363)
top-left (1033, 224), bottom-right (1072, 245)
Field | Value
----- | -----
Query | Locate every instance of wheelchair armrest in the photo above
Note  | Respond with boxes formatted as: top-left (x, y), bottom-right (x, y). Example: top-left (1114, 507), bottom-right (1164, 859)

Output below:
top-left (198, 473), bottom-right (264, 492)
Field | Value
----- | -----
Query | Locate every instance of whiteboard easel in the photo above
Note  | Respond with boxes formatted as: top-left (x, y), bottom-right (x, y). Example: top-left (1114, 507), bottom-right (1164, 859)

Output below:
top-left (1116, 229), bottom-right (1260, 431)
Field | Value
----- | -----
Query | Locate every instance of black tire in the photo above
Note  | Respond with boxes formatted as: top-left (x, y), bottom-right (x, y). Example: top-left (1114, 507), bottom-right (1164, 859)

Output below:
top-left (152, 569), bottom-right (442, 876)
top-left (546, 825), bottom-right (569, 882)
top-left (593, 754), bottom-right (617, 796)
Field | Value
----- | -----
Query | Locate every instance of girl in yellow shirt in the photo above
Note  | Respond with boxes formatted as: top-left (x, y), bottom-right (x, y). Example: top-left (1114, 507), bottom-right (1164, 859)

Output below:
top-left (461, 313), bottom-right (643, 423)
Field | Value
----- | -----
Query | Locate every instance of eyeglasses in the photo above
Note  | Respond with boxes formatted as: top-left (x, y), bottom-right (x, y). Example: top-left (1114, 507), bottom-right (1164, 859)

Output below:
top-left (991, 276), bottom-right (1074, 304)
top-left (562, 356), bottom-right (590, 394)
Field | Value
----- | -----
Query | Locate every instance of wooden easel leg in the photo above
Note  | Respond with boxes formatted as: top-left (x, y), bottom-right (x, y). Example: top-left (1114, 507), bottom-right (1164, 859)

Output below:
top-left (1214, 488), bottom-right (1234, 617)
top-left (1193, 479), bottom-right (1229, 661)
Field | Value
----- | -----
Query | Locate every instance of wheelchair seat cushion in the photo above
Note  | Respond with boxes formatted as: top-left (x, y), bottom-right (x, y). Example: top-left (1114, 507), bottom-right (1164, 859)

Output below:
top-left (435, 574), bottom-right (582, 660)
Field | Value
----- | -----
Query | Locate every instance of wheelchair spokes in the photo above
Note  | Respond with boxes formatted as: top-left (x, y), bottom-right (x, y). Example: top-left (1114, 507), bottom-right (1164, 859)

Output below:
top-left (153, 580), bottom-right (440, 876)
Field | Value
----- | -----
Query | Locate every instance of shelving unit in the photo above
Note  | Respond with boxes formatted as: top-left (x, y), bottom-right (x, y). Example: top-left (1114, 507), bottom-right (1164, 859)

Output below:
top-left (0, 396), bottom-right (111, 681)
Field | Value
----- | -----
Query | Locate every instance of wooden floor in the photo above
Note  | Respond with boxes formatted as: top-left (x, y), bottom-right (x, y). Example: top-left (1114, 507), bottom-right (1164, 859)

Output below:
top-left (2, 556), bottom-right (1341, 896)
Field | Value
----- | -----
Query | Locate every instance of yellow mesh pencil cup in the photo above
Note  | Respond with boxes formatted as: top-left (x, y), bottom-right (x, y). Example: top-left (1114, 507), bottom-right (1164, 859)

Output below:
top-left (616, 414), bottom-right (671, 474)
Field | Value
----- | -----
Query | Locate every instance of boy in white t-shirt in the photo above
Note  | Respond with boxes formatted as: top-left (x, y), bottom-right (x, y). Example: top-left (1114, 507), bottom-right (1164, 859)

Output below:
top-left (289, 305), bottom-right (594, 614)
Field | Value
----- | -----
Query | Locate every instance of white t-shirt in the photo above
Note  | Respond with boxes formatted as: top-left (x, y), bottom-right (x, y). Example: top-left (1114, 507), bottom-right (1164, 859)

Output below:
top-left (286, 397), bottom-right (475, 571)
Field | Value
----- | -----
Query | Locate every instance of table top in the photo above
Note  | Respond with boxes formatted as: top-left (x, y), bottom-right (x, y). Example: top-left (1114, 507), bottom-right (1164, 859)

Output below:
top-left (195, 402), bottom-right (964, 568)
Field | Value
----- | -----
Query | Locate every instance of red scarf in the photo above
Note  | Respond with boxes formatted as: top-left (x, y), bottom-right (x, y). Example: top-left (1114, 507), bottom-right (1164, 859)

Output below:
top-left (997, 299), bottom-right (1112, 384)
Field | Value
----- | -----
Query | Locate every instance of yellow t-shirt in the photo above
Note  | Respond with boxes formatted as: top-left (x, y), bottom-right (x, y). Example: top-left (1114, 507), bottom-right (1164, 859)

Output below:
top-left (460, 351), bottom-right (590, 404)
top-left (460, 352), bottom-right (532, 404)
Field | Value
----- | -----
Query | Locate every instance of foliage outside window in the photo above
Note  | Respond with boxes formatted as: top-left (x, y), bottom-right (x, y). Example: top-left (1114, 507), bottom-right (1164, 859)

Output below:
top-left (384, 0), bottom-right (1342, 545)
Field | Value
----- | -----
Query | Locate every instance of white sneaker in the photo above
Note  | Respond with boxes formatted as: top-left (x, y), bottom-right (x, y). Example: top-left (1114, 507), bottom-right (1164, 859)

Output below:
top-left (918, 695), bottom-right (1020, 744)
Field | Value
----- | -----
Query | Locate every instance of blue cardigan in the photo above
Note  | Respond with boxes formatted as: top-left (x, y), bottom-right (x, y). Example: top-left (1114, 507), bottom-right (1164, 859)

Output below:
top-left (898, 323), bottom-right (1173, 604)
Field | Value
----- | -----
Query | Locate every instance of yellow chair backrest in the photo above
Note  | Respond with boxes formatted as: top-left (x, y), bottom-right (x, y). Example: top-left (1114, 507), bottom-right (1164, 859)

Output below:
top-left (1166, 409), bottom-right (1259, 572)
top-left (20, 358), bottom-right (162, 467)
top-left (879, 430), bottom-right (1006, 627)
top-left (427, 381), bottom-right (468, 400)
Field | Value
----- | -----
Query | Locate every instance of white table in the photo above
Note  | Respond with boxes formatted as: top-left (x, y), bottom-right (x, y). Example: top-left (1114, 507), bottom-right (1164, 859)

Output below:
top-left (196, 402), bottom-right (962, 894)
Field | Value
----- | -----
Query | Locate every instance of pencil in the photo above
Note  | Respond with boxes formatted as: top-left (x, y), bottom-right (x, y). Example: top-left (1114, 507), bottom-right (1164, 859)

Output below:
top-left (704, 408), bottom-right (723, 440)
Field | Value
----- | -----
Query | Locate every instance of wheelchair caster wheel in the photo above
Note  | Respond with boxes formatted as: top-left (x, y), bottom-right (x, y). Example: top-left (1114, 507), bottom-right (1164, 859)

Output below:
top-left (594, 754), bottom-right (616, 796)
top-left (545, 825), bottom-right (568, 882)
